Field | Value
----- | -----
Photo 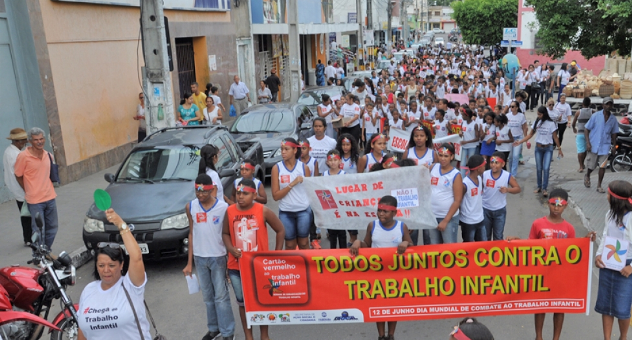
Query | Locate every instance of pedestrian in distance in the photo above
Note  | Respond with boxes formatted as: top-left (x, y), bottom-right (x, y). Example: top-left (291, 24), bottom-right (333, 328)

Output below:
top-left (14, 127), bottom-right (59, 250)
top-left (481, 152), bottom-right (521, 241)
top-left (210, 86), bottom-right (227, 113)
top-left (584, 97), bottom-right (619, 193)
top-left (133, 92), bottom-right (146, 141)
top-left (257, 80), bottom-right (272, 104)
top-left (203, 95), bottom-right (223, 125)
top-left (316, 59), bottom-right (326, 86)
top-left (177, 92), bottom-right (202, 126)
top-left (553, 93), bottom-right (573, 146)
top-left (594, 180), bottom-right (632, 340)
top-left (222, 179), bottom-right (285, 340)
top-left (264, 69), bottom-right (281, 102)
top-left (349, 195), bottom-right (413, 340)
top-left (77, 208), bottom-right (151, 340)
top-left (183, 175), bottom-right (235, 340)
top-left (3, 128), bottom-right (31, 246)
top-left (317, 94), bottom-right (339, 139)
top-left (229, 75), bottom-right (251, 116)
top-left (191, 82), bottom-right (207, 114)
top-left (571, 97), bottom-right (593, 173)
top-left (199, 144), bottom-right (227, 202)
top-left (508, 188), bottom-right (596, 340)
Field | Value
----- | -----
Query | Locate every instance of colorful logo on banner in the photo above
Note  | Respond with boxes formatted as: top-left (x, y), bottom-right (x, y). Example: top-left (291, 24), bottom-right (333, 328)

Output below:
top-left (241, 239), bottom-right (592, 326)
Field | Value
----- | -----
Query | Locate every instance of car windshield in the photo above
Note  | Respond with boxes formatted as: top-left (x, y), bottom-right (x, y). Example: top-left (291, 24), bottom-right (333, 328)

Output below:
top-left (230, 110), bottom-right (295, 133)
top-left (436, 38), bottom-right (444, 42)
top-left (117, 145), bottom-right (200, 182)
top-left (298, 88), bottom-right (344, 105)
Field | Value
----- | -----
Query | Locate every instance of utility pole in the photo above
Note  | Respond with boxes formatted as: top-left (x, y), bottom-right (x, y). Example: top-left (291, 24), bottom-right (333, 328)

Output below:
top-left (288, 0), bottom-right (301, 102)
top-left (387, 0), bottom-right (393, 47)
top-left (367, 0), bottom-right (373, 29)
top-left (140, 0), bottom-right (175, 133)
top-left (357, 0), bottom-right (363, 70)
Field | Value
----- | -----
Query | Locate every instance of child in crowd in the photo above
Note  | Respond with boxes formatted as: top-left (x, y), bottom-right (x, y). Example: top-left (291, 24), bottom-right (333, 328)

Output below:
top-left (480, 112), bottom-right (497, 168)
top-left (460, 155), bottom-right (486, 242)
top-left (369, 152), bottom-right (397, 172)
top-left (427, 143), bottom-right (463, 245)
top-left (493, 114), bottom-right (513, 170)
top-left (388, 108), bottom-right (404, 132)
top-left (299, 140), bottom-right (318, 176)
top-left (335, 134), bottom-right (360, 245)
top-left (595, 180), bottom-right (632, 340)
top-left (402, 125), bottom-right (436, 168)
top-left (231, 159), bottom-right (267, 204)
top-left (349, 195), bottom-right (412, 340)
top-left (358, 133), bottom-right (387, 173)
top-left (362, 102), bottom-right (380, 147)
top-left (406, 100), bottom-right (422, 132)
top-left (222, 179), bottom-right (285, 340)
top-left (482, 152), bottom-right (521, 241)
top-left (449, 318), bottom-right (495, 340)
top-left (323, 149), bottom-right (345, 177)
top-left (434, 109), bottom-right (450, 139)
top-left (460, 108), bottom-right (480, 178)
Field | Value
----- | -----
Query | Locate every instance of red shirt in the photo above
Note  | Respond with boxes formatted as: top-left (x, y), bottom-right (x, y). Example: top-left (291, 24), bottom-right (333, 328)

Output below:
top-left (225, 203), bottom-right (269, 271)
top-left (528, 217), bottom-right (576, 240)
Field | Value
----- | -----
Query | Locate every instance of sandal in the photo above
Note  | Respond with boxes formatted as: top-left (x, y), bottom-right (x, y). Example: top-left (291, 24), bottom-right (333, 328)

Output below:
top-left (597, 187), bottom-right (606, 194)
top-left (542, 190), bottom-right (548, 197)
top-left (578, 168), bottom-right (585, 173)
top-left (534, 188), bottom-right (541, 193)
top-left (584, 174), bottom-right (591, 188)
top-left (519, 161), bottom-right (525, 165)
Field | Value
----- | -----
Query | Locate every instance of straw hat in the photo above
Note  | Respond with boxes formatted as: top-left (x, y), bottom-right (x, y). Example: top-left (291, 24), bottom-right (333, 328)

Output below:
top-left (6, 128), bottom-right (27, 140)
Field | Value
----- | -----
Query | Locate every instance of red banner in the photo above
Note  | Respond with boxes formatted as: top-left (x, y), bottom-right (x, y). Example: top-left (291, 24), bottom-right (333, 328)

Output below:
top-left (240, 239), bottom-right (592, 326)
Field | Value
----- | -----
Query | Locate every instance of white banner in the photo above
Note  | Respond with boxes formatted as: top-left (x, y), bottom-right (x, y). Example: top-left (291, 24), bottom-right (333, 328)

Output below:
top-left (387, 128), bottom-right (410, 153)
top-left (433, 134), bottom-right (462, 162)
top-left (302, 167), bottom-right (438, 230)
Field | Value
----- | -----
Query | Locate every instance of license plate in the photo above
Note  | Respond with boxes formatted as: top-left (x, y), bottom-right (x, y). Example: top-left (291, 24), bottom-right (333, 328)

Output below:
top-left (120, 243), bottom-right (149, 255)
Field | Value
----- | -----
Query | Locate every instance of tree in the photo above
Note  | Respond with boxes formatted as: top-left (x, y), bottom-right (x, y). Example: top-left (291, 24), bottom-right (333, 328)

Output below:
top-left (527, 0), bottom-right (632, 59)
top-left (451, 0), bottom-right (517, 45)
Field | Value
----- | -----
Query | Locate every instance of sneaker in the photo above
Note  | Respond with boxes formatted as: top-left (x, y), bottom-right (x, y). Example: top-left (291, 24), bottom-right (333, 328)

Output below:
top-left (311, 239), bottom-right (322, 249)
top-left (221, 335), bottom-right (235, 340)
top-left (202, 331), bottom-right (220, 340)
top-left (24, 242), bottom-right (31, 247)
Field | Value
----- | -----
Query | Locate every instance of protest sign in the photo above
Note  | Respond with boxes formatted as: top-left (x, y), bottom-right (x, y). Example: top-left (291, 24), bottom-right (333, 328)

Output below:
top-left (487, 97), bottom-right (497, 108)
top-left (387, 127), bottom-right (410, 153)
top-left (302, 166), bottom-right (437, 230)
top-left (601, 236), bottom-right (629, 271)
top-left (445, 93), bottom-right (469, 105)
top-left (241, 238), bottom-right (593, 326)
top-left (421, 120), bottom-right (435, 137)
top-left (433, 134), bottom-right (462, 161)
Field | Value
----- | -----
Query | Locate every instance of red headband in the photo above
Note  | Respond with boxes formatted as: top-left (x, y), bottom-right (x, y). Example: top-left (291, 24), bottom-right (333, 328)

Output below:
top-left (195, 183), bottom-right (215, 192)
top-left (490, 156), bottom-right (505, 164)
top-left (371, 134), bottom-right (388, 143)
top-left (342, 137), bottom-right (351, 144)
top-left (548, 197), bottom-right (568, 206)
top-left (389, 163), bottom-right (401, 168)
top-left (451, 327), bottom-right (473, 340)
top-left (383, 157), bottom-right (395, 168)
top-left (377, 204), bottom-right (397, 211)
top-left (608, 188), bottom-right (632, 204)
top-left (282, 140), bottom-right (301, 148)
top-left (328, 154), bottom-right (341, 160)
top-left (235, 184), bottom-right (257, 193)
top-left (462, 160), bottom-right (486, 175)
top-left (438, 147), bottom-right (453, 155)
top-left (300, 141), bottom-right (310, 148)
top-left (241, 163), bottom-right (255, 170)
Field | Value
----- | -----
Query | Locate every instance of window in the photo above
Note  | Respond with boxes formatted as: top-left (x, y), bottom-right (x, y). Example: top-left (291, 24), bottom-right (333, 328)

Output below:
top-left (435, 11), bottom-right (440, 16)
top-left (210, 138), bottom-right (232, 170)
top-left (117, 146), bottom-right (200, 182)
top-left (222, 135), bottom-right (240, 163)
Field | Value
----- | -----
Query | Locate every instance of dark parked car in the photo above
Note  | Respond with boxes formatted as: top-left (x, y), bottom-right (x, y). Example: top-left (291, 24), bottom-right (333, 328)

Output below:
top-left (298, 86), bottom-right (348, 112)
top-left (229, 103), bottom-right (313, 177)
top-left (82, 125), bottom-right (264, 260)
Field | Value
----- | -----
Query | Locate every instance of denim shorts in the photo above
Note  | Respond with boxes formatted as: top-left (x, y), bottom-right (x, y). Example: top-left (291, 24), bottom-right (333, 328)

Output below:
top-left (228, 269), bottom-right (244, 307)
top-left (595, 259), bottom-right (632, 319)
top-left (279, 206), bottom-right (313, 240)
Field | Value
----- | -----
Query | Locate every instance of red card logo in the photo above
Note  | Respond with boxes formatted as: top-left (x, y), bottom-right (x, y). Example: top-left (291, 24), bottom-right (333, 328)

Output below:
top-left (496, 131), bottom-right (500, 137)
top-left (339, 163), bottom-right (344, 170)
top-left (315, 190), bottom-right (338, 210)
top-left (471, 188), bottom-right (478, 196)
top-left (431, 177), bottom-right (439, 186)
top-left (462, 126), bottom-right (467, 132)
top-left (486, 179), bottom-right (496, 188)
top-left (196, 212), bottom-right (207, 223)
top-left (280, 175), bottom-right (290, 184)
top-left (435, 125), bottom-right (440, 130)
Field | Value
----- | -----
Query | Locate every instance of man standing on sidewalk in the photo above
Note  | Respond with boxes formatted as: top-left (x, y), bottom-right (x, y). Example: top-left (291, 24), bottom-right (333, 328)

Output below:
top-left (14, 127), bottom-right (58, 249)
top-left (3, 128), bottom-right (31, 246)
top-left (229, 75), bottom-right (251, 116)
top-left (584, 97), bottom-right (619, 193)
top-left (265, 69), bottom-right (282, 102)
top-left (191, 82), bottom-right (207, 114)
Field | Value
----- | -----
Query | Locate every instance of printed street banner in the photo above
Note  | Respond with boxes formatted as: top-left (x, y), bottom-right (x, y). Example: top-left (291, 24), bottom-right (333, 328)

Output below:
top-left (302, 166), bottom-right (438, 230)
top-left (241, 238), bottom-right (592, 326)
top-left (387, 127), bottom-right (410, 153)
top-left (445, 93), bottom-right (469, 105)
top-left (433, 134), bottom-right (462, 161)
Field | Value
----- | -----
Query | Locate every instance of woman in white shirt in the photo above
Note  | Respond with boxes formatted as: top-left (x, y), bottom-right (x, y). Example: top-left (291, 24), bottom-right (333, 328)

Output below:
top-left (556, 63), bottom-right (573, 101)
top-left (507, 101), bottom-right (528, 177)
top-left (317, 94), bottom-right (338, 138)
top-left (257, 80), bottom-right (272, 104)
top-left (553, 93), bottom-right (573, 146)
top-left (203, 96), bottom-right (223, 125)
top-left (78, 209), bottom-right (151, 340)
top-left (340, 94), bottom-right (362, 143)
top-left (514, 106), bottom-right (563, 197)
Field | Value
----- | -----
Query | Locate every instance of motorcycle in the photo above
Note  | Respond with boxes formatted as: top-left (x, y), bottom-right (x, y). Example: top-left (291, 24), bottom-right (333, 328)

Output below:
top-left (0, 213), bottom-right (79, 340)
top-left (609, 121), bottom-right (632, 172)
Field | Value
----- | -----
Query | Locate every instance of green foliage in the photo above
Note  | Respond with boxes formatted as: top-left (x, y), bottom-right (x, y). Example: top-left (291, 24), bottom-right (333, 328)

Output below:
top-left (528, 0), bottom-right (632, 58)
top-left (451, 0), bottom-right (518, 45)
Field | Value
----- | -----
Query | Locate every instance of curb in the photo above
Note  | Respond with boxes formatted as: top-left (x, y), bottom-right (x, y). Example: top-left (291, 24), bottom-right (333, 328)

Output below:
top-left (70, 246), bottom-right (92, 269)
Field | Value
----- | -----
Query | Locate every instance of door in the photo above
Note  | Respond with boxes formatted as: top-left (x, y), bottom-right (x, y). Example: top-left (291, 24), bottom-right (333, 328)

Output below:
top-left (175, 38), bottom-right (196, 97)
top-left (0, 17), bottom-right (26, 203)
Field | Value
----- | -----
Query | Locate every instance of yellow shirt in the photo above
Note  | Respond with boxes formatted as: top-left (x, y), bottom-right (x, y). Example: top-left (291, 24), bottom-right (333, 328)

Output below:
top-left (192, 92), bottom-right (207, 119)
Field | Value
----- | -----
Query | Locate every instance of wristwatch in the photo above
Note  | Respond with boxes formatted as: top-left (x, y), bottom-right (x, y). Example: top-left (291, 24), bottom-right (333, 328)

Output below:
top-left (119, 223), bottom-right (135, 232)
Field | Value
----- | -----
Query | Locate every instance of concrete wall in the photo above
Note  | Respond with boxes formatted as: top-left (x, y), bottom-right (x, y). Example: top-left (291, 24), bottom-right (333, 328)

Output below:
top-left (298, 0), bottom-right (321, 24)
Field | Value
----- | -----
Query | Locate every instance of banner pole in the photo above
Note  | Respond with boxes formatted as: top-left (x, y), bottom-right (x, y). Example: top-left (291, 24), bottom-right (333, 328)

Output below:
top-left (586, 240), bottom-right (594, 316)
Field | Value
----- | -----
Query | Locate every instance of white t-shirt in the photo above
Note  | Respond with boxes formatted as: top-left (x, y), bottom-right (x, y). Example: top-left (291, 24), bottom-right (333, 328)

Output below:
top-left (307, 135), bottom-right (337, 174)
top-left (276, 161), bottom-right (309, 212)
top-left (461, 120), bottom-right (478, 149)
top-left (389, 118), bottom-right (404, 130)
top-left (190, 198), bottom-right (228, 257)
top-left (434, 119), bottom-right (450, 138)
top-left (340, 103), bottom-right (361, 128)
top-left (363, 109), bottom-right (381, 134)
top-left (507, 112), bottom-right (526, 138)
top-left (558, 70), bottom-right (571, 85)
top-left (137, 104), bottom-right (146, 131)
top-left (78, 274), bottom-right (151, 340)
top-left (461, 176), bottom-right (484, 224)
top-left (318, 104), bottom-right (336, 124)
top-left (482, 169), bottom-right (511, 210)
top-left (205, 168), bottom-right (225, 202)
top-left (430, 164), bottom-right (461, 218)
top-left (211, 95), bottom-right (222, 106)
top-left (203, 106), bottom-right (222, 125)
top-left (341, 156), bottom-right (358, 174)
top-left (533, 120), bottom-right (558, 145)
top-left (325, 65), bottom-right (336, 79)
top-left (554, 103), bottom-right (573, 124)
top-left (406, 109), bottom-right (422, 132)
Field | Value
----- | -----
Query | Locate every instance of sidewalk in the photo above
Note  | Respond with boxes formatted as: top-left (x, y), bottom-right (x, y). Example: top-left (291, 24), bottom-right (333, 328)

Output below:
top-left (0, 164), bottom-right (119, 267)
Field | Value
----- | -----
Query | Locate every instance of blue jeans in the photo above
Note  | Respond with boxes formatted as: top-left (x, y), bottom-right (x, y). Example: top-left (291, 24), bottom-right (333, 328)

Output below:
top-left (460, 147), bottom-right (477, 178)
top-left (227, 269), bottom-right (244, 306)
top-left (460, 221), bottom-right (487, 242)
top-left (423, 215), bottom-right (460, 244)
top-left (194, 256), bottom-right (235, 337)
top-left (534, 145), bottom-right (553, 190)
top-left (27, 198), bottom-right (58, 250)
top-left (484, 207), bottom-right (507, 241)
top-left (279, 207), bottom-right (313, 240)
top-left (557, 84), bottom-right (566, 101)
top-left (509, 135), bottom-right (523, 177)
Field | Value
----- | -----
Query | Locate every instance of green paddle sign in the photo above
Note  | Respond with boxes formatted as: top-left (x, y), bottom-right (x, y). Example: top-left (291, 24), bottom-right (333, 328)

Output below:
top-left (93, 189), bottom-right (112, 211)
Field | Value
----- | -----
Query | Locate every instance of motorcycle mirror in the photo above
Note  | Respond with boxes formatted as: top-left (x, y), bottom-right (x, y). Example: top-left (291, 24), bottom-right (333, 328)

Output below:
top-left (35, 212), bottom-right (44, 229)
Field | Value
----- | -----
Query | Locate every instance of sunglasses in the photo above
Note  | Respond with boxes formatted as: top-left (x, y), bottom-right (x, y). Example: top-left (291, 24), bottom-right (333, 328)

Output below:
top-left (97, 242), bottom-right (121, 249)
top-left (510, 105), bottom-right (517, 108)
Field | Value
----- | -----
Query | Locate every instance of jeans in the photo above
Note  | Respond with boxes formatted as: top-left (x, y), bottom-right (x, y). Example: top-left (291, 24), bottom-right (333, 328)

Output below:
top-left (509, 136), bottom-right (523, 177)
top-left (557, 123), bottom-right (567, 146)
top-left (227, 269), bottom-right (244, 306)
top-left (460, 147), bottom-right (477, 178)
top-left (271, 92), bottom-right (278, 102)
top-left (16, 201), bottom-right (32, 243)
top-left (460, 221), bottom-right (487, 242)
top-left (557, 84), bottom-right (566, 101)
top-left (484, 207), bottom-right (507, 241)
top-left (194, 256), bottom-right (235, 337)
top-left (279, 207), bottom-right (313, 240)
top-left (328, 229), bottom-right (347, 249)
top-left (27, 198), bottom-right (58, 250)
top-left (423, 215), bottom-right (460, 245)
top-left (534, 145), bottom-right (553, 190)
